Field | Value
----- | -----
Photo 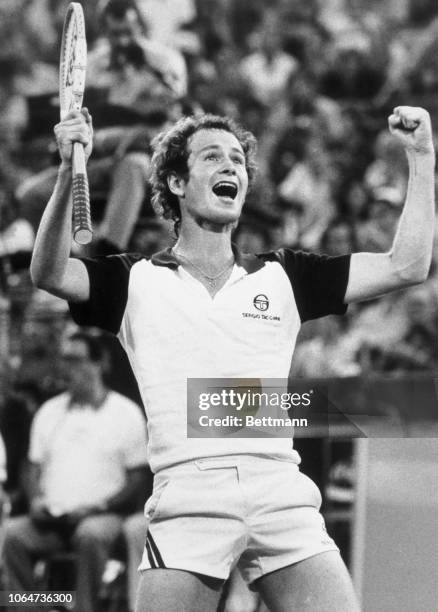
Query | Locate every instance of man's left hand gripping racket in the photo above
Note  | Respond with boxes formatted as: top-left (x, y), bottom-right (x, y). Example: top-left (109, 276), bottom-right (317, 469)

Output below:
top-left (59, 2), bottom-right (92, 245)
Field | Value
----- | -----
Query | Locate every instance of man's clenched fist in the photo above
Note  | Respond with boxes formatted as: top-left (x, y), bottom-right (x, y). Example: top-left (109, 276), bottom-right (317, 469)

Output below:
top-left (54, 108), bottom-right (93, 166)
top-left (388, 106), bottom-right (435, 157)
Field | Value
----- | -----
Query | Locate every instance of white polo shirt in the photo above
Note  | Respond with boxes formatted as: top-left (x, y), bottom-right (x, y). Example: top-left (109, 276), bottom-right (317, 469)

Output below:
top-left (70, 247), bottom-right (350, 473)
top-left (29, 391), bottom-right (148, 515)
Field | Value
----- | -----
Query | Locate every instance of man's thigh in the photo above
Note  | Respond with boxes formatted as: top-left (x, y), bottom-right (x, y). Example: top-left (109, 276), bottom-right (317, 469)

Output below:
top-left (136, 569), bottom-right (223, 612)
top-left (73, 513), bottom-right (123, 546)
top-left (255, 550), bottom-right (360, 612)
top-left (4, 515), bottom-right (65, 555)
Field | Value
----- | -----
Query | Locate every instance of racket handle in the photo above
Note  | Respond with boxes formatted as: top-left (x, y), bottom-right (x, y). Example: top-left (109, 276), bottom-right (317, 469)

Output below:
top-left (72, 173), bottom-right (92, 244)
top-left (72, 142), bottom-right (92, 245)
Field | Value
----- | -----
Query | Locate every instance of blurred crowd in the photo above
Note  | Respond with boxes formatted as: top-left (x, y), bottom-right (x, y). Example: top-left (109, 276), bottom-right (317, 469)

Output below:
top-left (1, 0), bottom-right (437, 390)
top-left (1, 0), bottom-right (438, 437)
top-left (1, 0), bottom-right (438, 607)
top-left (1, 0), bottom-right (438, 463)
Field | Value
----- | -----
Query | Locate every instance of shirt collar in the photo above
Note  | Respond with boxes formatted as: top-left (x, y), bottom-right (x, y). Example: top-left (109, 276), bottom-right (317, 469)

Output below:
top-left (150, 245), bottom-right (266, 274)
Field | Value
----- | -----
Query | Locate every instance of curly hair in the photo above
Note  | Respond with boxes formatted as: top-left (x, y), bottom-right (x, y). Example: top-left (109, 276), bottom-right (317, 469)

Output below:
top-left (150, 114), bottom-right (258, 233)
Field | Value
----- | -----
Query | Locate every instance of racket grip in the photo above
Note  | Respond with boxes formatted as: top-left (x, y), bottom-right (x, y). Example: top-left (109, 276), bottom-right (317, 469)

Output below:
top-left (72, 173), bottom-right (92, 245)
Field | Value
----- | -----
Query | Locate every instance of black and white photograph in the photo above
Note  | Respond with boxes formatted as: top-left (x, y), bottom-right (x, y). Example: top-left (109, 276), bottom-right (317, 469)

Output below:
top-left (1, 1), bottom-right (438, 611)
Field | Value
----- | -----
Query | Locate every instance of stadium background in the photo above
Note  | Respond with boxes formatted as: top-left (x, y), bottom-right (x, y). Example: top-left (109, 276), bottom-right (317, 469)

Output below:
top-left (1, 1), bottom-right (438, 610)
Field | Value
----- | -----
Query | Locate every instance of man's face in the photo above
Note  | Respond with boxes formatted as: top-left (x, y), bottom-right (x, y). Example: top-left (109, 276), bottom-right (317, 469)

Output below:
top-left (105, 10), bottom-right (142, 49)
top-left (60, 338), bottom-right (102, 396)
top-left (177, 129), bottom-right (249, 227)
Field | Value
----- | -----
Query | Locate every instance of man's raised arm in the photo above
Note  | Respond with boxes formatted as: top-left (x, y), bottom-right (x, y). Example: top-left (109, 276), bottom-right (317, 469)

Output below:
top-left (345, 106), bottom-right (436, 303)
top-left (30, 109), bottom-right (93, 303)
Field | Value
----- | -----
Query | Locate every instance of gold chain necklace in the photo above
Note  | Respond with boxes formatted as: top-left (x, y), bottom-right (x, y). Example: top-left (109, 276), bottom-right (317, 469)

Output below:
top-left (173, 249), bottom-right (235, 289)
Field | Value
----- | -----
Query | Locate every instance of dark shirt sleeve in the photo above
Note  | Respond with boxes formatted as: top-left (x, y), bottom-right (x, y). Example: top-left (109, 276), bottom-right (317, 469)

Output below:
top-left (266, 248), bottom-right (351, 322)
top-left (68, 254), bottom-right (142, 334)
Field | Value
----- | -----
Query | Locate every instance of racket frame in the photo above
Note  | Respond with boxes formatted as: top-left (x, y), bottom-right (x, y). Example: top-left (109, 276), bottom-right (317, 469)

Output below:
top-left (59, 2), bottom-right (92, 245)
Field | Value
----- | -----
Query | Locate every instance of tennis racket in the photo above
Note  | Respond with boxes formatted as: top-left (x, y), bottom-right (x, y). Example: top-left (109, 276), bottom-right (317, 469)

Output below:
top-left (59, 2), bottom-right (92, 245)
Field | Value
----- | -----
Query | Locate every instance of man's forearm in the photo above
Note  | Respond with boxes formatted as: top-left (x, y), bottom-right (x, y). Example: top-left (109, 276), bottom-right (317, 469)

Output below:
top-left (390, 152), bottom-right (435, 283)
top-left (103, 481), bottom-right (143, 514)
top-left (102, 467), bottom-right (151, 515)
top-left (30, 163), bottom-right (73, 291)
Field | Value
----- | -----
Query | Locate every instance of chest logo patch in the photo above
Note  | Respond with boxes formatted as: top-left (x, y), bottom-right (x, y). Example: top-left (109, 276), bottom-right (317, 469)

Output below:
top-left (253, 294), bottom-right (269, 311)
top-left (242, 294), bottom-right (280, 321)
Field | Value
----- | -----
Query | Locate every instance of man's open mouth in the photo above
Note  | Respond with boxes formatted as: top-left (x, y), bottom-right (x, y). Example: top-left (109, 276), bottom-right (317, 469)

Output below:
top-left (212, 181), bottom-right (238, 200)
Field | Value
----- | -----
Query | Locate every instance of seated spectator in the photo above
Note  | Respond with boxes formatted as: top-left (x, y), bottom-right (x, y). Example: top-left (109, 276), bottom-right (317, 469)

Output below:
top-left (320, 218), bottom-right (356, 256)
top-left (15, 315), bottom-right (68, 405)
top-left (363, 129), bottom-right (408, 196)
top-left (320, 33), bottom-right (386, 104)
top-left (375, 285), bottom-right (438, 374)
top-left (258, 69), bottom-right (346, 185)
top-left (347, 289), bottom-right (422, 376)
top-left (16, 0), bottom-right (188, 254)
top-left (384, 15), bottom-right (438, 120)
top-left (136, 0), bottom-right (199, 54)
top-left (0, 187), bottom-right (34, 280)
top-left (277, 0), bottom-right (330, 75)
top-left (0, 188), bottom-right (35, 346)
top-left (356, 186), bottom-right (402, 252)
top-left (376, 324), bottom-right (438, 373)
top-left (340, 181), bottom-right (369, 223)
top-left (87, 0), bottom-right (187, 109)
top-left (277, 134), bottom-right (337, 249)
top-left (239, 9), bottom-right (299, 108)
top-left (2, 330), bottom-right (149, 612)
top-left (0, 4), bottom-right (32, 144)
top-left (233, 208), bottom-right (279, 254)
top-left (128, 216), bottom-right (171, 256)
top-left (291, 317), bottom-right (360, 378)
top-left (0, 361), bottom-right (34, 517)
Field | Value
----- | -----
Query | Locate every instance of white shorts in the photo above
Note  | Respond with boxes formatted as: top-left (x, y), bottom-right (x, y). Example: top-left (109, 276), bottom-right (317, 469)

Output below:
top-left (139, 455), bottom-right (338, 583)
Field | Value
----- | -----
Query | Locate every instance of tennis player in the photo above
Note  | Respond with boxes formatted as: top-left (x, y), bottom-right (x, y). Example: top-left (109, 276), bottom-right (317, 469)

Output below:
top-left (31, 106), bottom-right (434, 611)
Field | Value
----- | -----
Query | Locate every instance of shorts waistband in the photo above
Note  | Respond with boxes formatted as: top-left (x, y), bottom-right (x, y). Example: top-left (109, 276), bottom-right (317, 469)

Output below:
top-left (155, 454), bottom-right (299, 478)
